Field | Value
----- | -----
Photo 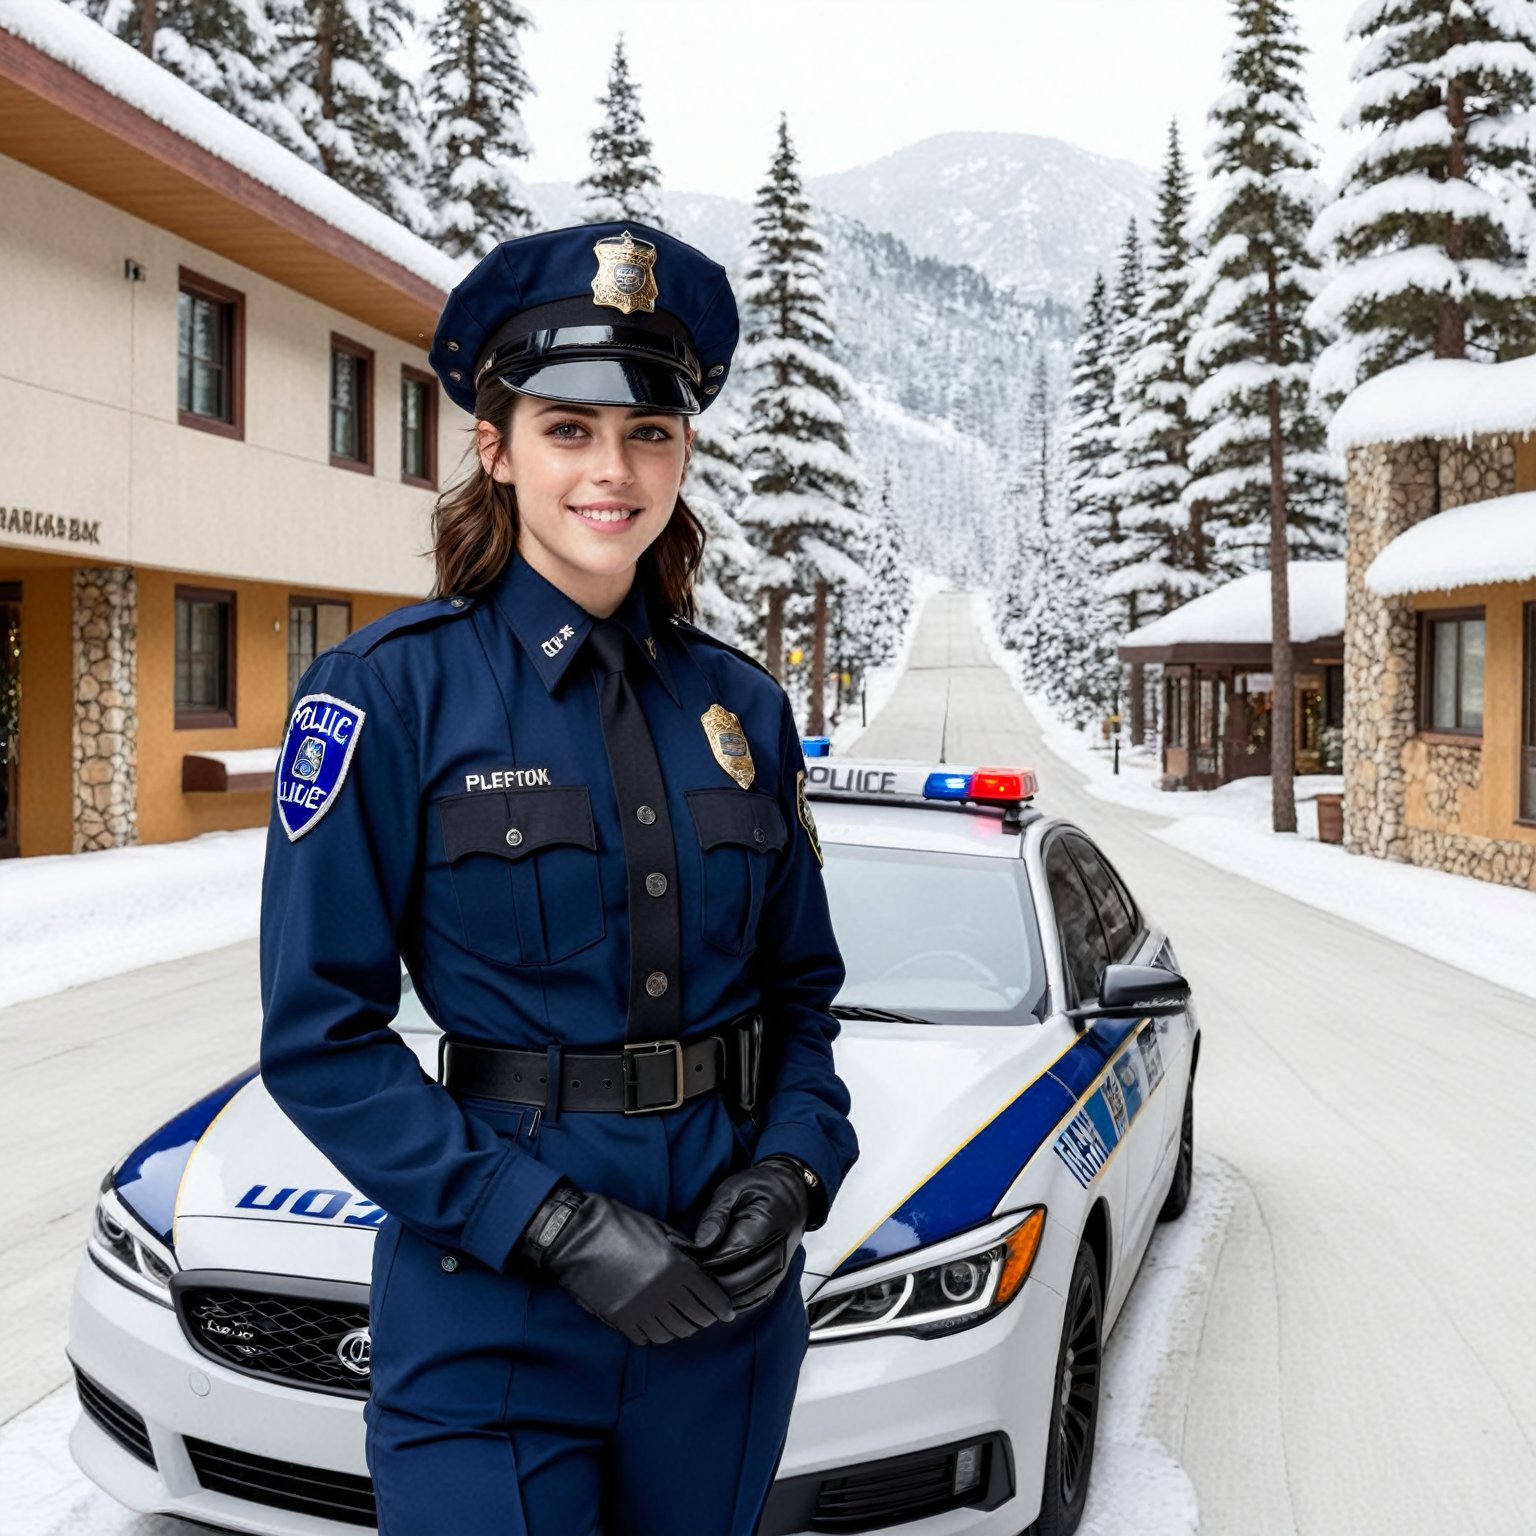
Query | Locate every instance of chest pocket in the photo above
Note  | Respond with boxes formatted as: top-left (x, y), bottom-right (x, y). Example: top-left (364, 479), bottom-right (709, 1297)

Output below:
top-left (438, 787), bottom-right (604, 967)
top-left (687, 789), bottom-right (788, 956)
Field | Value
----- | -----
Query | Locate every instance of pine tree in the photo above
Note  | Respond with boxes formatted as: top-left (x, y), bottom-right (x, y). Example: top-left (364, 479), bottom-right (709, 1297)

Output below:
top-left (579, 35), bottom-right (665, 228)
top-left (421, 0), bottom-right (536, 255)
top-left (1309, 0), bottom-right (1536, 397)
top-left (271, 0), bottom-right (417, 224)
top-left (73, 0), bottom-right (312, 158)
top-left (845, 471), bottom-right (913, 674)
top-left (687, 400), bottom-right (757, 646)
top-left (1095, 221), bottom-right (1146, 630)
top-left (739, 115), bottom-right (866, 733)
top-left (1187, 0), bottom-right (1342, 834)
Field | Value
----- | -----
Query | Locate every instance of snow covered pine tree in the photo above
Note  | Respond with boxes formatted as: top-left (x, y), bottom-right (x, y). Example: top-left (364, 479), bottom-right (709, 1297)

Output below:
top-left (1309, 0), bottom-right (1536, 398)
top-left (1185, 0), bottom-right (1342, 833)
top-left (739, 114), bottom-right (866, 734)
top-left (422, 0), bottom-right (536, 256)
top-left (687, 398), bottom-right (759, 647)
top-left (580, 35), bottom-right (665, 228)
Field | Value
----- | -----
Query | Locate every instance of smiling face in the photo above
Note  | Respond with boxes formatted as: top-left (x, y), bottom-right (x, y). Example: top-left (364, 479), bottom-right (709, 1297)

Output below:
top-left (477, 394), bottom-right (694, 618)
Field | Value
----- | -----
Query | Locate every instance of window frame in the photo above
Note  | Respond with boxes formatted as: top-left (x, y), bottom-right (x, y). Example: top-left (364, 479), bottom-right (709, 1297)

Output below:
top-left (1520, 601), bottom-right (1536, 826)
top-left (174, 584), bottom-right (237, 730)
top-left (1165, 673), bottom-right (1186, 748)
top-left (1418, 606), bottom-right (1486, 741)
top-left (400, 365), bottom-right (439, 489)
top-left (329, 333), bottom-right (375, 475)
top-left (176, 267), bottom-right (245, 442)
top-left (287, 594), bottom-right (353, 702)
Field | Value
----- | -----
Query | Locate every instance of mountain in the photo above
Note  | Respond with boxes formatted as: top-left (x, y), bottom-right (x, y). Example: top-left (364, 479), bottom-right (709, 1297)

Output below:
top-left (806, 132), bottom-right (1156, 304)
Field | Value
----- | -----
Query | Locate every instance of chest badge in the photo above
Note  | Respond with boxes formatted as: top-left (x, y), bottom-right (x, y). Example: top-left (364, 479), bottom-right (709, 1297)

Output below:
top-left (701, 703), bottom-right (754, 789)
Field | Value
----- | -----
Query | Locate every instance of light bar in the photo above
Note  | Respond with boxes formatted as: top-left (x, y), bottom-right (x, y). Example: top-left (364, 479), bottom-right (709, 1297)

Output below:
top-left (804, 759), bottom-right (1038, 805)
top-left (801, 736), bottom-right (832, 758)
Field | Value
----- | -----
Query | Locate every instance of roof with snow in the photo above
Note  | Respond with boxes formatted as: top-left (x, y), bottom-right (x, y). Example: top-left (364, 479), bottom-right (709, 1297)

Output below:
top-left (1365, 491), bottom-right (1536, 598)
top-left (1118, 561), bottom-right (1345, 658)
top-left (0, 1), bottom-right (462, 346)
top-left (1330, 356), bottom-right (1536, 453)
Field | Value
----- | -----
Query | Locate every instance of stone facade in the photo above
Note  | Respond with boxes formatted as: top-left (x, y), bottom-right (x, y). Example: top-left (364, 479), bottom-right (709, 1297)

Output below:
top-left (1343, 432), bottom-right (1534, 889)
top-left (72, 565), bottom-right (138, 852)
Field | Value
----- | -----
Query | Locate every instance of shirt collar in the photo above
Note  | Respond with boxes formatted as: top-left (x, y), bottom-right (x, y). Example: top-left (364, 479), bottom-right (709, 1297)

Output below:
top-left (491, 554), bottom-right (681, 703)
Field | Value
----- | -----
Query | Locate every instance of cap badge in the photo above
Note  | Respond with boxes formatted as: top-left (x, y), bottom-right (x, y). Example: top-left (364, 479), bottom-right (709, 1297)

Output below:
top-left (701, 703), bottom-right (754, 790)
top-left (592, 230), bottom-right (659, 315)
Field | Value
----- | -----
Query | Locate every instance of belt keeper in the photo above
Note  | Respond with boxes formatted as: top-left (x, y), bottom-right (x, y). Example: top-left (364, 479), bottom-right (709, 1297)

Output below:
top-left (544, 1043), bottom-right (562, 1125)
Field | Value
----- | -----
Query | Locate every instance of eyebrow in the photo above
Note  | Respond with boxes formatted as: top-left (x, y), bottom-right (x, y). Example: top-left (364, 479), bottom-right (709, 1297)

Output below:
top-left (531, 402), bottom-right (676, 420)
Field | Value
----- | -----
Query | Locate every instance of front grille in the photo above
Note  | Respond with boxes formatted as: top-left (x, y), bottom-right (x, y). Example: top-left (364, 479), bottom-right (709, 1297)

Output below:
top-left (73, 1365), bottom-right (155, 1468)
top-left (811, 1439), bottom-right (994, 1533)
top-left (186, 1437), bottom-right (376, 1527)
top-left (172, 1273), bottom-right (371, 1397)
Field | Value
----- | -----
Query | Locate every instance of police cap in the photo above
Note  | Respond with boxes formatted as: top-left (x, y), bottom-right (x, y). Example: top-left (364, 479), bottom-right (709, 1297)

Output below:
top-left (430, 222), bottom-right (739, 419)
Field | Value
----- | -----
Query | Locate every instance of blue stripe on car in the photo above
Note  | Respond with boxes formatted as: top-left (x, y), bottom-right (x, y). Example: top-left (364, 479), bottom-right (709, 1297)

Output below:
top-left (834, 1017), bottom-right (1146, 1276)
top-left (113, 1067), bottom-right (258, 1245)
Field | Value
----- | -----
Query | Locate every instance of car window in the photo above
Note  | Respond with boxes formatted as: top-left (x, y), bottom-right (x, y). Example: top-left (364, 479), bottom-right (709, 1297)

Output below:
top-left (1066, 836), bottom-right (1139, 962)
top-left (821, 842), bottom-right (1048, 1024)
top-left (1044, 838), bottom-right (1109, 1004)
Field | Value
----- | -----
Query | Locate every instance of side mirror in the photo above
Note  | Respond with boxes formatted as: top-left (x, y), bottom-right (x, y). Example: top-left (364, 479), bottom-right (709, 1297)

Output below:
top-left (1067, 963), bottom-right (1191, 1025)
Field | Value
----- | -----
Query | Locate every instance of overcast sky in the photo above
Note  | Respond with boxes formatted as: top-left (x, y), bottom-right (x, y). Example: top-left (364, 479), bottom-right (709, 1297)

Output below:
top-left (507, 0), bottom-right (1361, 199)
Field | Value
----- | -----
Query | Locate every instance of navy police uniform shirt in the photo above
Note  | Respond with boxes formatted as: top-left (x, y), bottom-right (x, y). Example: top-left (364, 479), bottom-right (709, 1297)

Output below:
top-left (258, 555), bottom-right (859, 1274)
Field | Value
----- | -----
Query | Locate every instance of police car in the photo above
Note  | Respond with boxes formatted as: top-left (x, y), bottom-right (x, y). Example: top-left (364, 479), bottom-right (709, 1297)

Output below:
top-left (67, 755), bottom-right (1198, 1536)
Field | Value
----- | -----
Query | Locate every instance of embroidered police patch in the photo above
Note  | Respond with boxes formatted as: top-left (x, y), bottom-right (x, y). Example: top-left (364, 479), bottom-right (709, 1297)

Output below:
top-left (277, 693), bottom-right (366, 842)
top-left (796, 769), bottom-right (823, 868)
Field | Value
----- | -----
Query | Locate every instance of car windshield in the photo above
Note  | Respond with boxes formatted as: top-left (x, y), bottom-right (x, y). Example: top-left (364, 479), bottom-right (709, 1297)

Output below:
top-left (822, 842), bottom-right (1047, 1026)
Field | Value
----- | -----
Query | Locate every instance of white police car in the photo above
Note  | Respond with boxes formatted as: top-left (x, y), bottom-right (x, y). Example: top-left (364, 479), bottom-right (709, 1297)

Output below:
top-left (67, 757), bottom-right (1198, 1536)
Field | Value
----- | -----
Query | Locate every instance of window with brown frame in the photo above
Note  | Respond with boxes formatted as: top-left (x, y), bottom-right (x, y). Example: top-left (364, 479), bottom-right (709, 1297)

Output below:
top-left (401, 367), bottom-right (437, 488)
top-left (175, 586), bottom-right (236, 728)
top-left (1521, 603), bottom-right (1536, 823)
top-left (177, 269), bottom-right (244, 439)
top-left (1165, 674), bottom-right (1186, 747)
top-left (1420, 610), bottom-right (1485, 737)
top-left (330, 334), bottom-right (374, 472)
top-left (288, 597), bottom-right (353, 701)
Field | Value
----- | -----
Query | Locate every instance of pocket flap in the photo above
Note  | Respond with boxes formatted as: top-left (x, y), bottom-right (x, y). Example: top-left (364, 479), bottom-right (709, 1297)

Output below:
top-left (686, 789), bottom-right (788, 854)
top-left (439, 786), bottom-right (595, 863)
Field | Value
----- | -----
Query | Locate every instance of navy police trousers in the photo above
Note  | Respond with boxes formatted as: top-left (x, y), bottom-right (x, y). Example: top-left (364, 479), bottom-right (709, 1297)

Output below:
top-left (362, 1090), bottom-right (809, 1536)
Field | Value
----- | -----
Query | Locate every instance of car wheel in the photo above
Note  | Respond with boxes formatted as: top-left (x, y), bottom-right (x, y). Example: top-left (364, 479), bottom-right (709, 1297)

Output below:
top-left (1032, 1240), bottom-right (1102, 1536)
top-left (1158, 1079), bottom-right (1195, 1223)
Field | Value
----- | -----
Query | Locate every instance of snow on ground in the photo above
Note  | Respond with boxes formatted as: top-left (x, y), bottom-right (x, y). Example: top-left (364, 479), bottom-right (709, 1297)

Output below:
top-left (978, 593), bottom-right (1536, 1005)
top-left (0, 830), bottom-right (266, 1010)
top-left (830, 569), bottom-right (951, 754)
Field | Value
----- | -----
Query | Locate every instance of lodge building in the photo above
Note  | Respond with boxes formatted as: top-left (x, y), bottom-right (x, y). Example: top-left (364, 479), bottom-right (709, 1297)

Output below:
top-left (0, 8), bottom-right (465, 857)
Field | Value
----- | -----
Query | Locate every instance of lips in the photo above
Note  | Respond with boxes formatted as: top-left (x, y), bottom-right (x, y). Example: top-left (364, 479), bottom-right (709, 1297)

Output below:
top-left (567, 504), bottom-right (640, 525)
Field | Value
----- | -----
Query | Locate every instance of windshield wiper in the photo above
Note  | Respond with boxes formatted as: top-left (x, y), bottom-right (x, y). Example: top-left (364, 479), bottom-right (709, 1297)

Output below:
top-left (830, 1004), bottom-right (937, 1024)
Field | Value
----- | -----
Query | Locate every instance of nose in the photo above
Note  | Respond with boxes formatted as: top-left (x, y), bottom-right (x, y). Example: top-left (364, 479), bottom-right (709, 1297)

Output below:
top-left (589, 426), bottom-right (637, 489)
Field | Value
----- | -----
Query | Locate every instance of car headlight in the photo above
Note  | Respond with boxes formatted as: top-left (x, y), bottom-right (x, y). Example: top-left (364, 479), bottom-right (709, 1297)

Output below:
top-left (807, 1207), bottom-right (1045, 1342)
top-left (88, 1181), bottom-right (178, 1306)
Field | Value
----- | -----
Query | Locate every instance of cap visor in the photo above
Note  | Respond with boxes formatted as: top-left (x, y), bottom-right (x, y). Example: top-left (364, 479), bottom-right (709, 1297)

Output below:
top-left (494, 358), bottom-right (701, 415)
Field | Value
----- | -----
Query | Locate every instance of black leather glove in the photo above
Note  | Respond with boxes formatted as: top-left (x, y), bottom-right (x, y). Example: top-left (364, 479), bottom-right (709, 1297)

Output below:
top-left (689, 1157), bottom-right (812, 1313)
top-left (517, 1179), bottom-right (735, 1346)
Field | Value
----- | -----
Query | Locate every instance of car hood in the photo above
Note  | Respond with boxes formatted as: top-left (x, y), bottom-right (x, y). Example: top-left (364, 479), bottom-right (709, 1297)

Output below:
top-left (167, 1025), bottom-right (1061, 1288)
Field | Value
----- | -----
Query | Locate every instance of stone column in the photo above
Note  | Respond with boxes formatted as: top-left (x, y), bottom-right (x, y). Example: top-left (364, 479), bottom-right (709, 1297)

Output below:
top-left (1342, 441), bottom-right (1436, 860)
top-left (73, 566), bottom-right (138, 852)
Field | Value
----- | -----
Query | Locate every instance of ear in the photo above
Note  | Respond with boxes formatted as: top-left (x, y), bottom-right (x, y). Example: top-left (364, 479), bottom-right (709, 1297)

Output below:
top-left (476, 418), bottom-right (513, 484)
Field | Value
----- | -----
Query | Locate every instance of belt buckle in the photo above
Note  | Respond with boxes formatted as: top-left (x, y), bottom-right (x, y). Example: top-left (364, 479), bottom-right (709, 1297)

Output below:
top-left (621, 1040), bottom-right (685, 1115)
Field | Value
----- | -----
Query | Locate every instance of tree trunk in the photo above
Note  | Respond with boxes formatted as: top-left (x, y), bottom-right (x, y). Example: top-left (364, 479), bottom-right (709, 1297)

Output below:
top-left (1190, 499), bottom-right (1208, 577)
top-left (1266, 258), bottom-right (1297, 835)
top-left (764, 587), bottom-right (785, 683)
top-left (139, 0), bottom-right (157, 56)
top-left (808, 582), bottom-right (829, 735)
top-left (315, 0), bottom-right (338, 177)
top-left (1436, 26), bottom-right (1469, 360)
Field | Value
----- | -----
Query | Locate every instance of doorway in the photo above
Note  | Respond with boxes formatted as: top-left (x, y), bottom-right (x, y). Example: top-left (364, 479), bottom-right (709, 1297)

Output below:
top-left (1, 583), bottom-right (20, 858)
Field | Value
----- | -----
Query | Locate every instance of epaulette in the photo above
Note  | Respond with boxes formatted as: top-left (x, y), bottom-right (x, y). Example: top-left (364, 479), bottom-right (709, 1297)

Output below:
top-left (669, 616), bottom-right (775, 680)
top-left (340, 594), bottom-right (477, 658)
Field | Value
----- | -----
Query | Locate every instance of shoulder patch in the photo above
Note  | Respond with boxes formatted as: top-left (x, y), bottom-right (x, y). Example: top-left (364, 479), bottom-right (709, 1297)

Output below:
top-left (670, 617), bottom-right (774, 680)
top-left (277, 693), bottom-right (366, 841)
top-left (796, 769), bottom-right (824, 867)
top-left (343, 594), bottom-right (476, 658)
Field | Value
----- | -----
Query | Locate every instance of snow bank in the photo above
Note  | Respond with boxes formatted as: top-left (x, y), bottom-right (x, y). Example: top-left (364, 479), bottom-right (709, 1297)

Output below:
top-left (1365, 490), bottom-right (1536, 596)
top-left (0, 0), bottom-right (462, 293)
top-left (0, 829), bottom-right (266, 1009)
top-left (1119, 561), bottom-right (1345, 651)
top-left (1329, 356), bottom-right (1536, 451)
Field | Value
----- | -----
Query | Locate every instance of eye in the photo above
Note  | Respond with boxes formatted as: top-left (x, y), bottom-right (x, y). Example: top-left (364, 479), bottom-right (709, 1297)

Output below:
top-left (547, 420), bottom-right (588, 440)
top-left (632, 424), bottom-right (673, 442)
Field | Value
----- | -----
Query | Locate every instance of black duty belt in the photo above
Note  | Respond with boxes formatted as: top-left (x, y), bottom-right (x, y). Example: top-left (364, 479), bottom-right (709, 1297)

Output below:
top-left (438, 1013), bottom-right (764, 1117)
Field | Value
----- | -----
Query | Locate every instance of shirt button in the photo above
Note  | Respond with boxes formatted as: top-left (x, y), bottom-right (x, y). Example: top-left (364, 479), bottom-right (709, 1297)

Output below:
top-left (505, 828), bottom-right (523, 848)
top-left (752, 826), bottom-right (766, 846)
top-left (441, 1254), bottom-right (460, 1273)
top-left (645, 872), bottom-right (668, 898)
top-left (645, 971), bottom-right (669, 997)
top-left (636, 805), bottom-right (657, 825)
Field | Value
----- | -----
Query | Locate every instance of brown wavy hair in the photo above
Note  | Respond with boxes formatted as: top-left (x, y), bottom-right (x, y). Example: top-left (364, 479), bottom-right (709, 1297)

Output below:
top-left (430, 385), bottom-right (704, 617)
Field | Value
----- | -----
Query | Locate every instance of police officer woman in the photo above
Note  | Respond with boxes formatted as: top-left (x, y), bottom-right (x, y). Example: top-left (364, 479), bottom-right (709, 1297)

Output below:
top-left (259, 222), bottom-right (859, 1536)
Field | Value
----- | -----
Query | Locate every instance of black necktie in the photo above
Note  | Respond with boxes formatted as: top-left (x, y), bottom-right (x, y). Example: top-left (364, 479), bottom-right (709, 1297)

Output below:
top-left (588, 621), bottom-right (682, 1043)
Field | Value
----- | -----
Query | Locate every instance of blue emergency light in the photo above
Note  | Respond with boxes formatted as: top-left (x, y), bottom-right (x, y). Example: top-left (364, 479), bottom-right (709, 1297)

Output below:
top-left (800, 737), bottom-right (832, 758)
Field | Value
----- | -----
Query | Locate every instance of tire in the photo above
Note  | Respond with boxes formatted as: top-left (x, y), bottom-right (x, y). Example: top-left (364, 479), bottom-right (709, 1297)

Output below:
top-left (1158, 1079), bottom-right (1195, 1223)
top-left (1032, 1241), bottom-right (1103, 1536)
